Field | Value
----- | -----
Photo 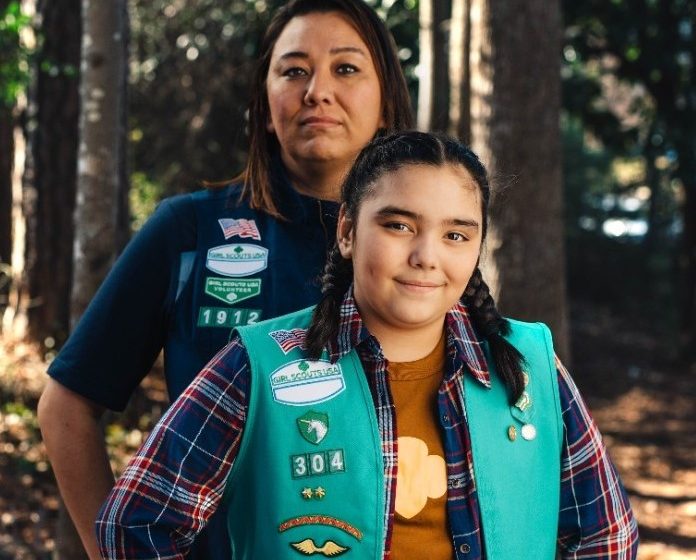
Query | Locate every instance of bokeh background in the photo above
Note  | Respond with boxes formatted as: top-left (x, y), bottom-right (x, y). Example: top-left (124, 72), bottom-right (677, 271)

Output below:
top-left (1, 0), bottom-right (695, 558)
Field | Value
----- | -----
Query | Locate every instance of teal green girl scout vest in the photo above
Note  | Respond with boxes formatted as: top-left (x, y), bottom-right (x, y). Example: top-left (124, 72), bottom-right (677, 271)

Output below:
top-left (223, 307), bottom-right (562, 559)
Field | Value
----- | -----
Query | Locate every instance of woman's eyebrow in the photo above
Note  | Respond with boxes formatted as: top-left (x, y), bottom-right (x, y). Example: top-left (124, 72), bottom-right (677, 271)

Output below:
top-left (277, 46), bottom-right (367, 61)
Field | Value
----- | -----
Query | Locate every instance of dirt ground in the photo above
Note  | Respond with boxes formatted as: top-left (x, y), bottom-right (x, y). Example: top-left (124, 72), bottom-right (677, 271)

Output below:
top-left (1, 300), bottom-right (695, 558)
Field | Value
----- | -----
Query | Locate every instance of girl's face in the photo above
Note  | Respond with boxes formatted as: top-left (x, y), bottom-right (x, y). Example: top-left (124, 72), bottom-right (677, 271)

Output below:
top-left (338, 164), bottom-right (483, 341)
top-left (266, 12), bottom-right (384, 174)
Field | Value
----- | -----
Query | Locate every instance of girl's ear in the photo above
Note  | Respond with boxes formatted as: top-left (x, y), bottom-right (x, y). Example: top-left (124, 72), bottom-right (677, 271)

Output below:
top-left (337, 204), bottom-right (354, 259)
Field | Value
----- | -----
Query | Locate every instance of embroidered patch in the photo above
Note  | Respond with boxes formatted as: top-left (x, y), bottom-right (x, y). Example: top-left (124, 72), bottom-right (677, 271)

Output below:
top-left (197, 307), bottom-right (261, 328)
top-left (269, 328), bottom-right (308, 354)
top-left (290, 538), bottom-right (349, 556)
top-left (206, 244), bottom-right (268, 277)
top-left (218, 218), bottom-right (261, 241)
top-left (291, 449), bottom-right (345, 479)
top-left (270, 360), bottom-right (345, 405)
top-left (204, 277), bottom-right (261, 304)
top-left (296, 411), bottom-right (329, 445)
top-left (279, 514), bottom-right (362, 540)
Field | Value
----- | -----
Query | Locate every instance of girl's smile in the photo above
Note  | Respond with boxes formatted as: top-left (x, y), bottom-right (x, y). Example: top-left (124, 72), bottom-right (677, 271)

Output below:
top-left (338, 163), bottom-right (483, 360)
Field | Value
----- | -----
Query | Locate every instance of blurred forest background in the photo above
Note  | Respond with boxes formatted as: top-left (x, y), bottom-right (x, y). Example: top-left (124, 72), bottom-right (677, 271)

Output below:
top-left (1, 0), bottom-right (695, 558)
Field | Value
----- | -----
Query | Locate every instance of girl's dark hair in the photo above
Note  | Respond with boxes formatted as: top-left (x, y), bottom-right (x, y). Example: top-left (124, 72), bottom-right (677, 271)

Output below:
top-left (306, 131), bottom-right (526, 403)
top-left (236, 0), bottom-right (414, 218)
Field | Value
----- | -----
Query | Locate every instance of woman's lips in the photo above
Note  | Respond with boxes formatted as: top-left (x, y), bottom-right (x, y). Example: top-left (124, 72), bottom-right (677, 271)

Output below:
top-left (301, 116), bottom-right (341, 127)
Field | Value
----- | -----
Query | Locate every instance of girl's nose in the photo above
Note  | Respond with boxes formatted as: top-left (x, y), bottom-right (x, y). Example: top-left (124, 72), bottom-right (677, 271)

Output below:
top-left (408, 238), bottom-right (438, 270)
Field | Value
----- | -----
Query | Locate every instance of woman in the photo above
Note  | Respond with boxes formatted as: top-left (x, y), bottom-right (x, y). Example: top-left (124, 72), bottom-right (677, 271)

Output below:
top-left (96, 131), bottom-right (638, 559)
top-left (37, 1), bottom-right (413, 558)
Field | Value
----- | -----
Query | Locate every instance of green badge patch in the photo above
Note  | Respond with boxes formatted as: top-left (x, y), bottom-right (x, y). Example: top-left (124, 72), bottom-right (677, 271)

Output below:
top-left (296, 411), bottom-right (329, 445)
top-left (204, 277), bottom-right (261, 304)
top-left (291, 449), bottom-right (345, 479)
top-left (197, 307), bottom-right (261, 327)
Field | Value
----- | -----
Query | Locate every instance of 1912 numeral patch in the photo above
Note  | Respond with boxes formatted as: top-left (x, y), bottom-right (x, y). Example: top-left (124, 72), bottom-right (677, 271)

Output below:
top-left (291, 449), bottom-right (345, 479)
top-left (197, 307), bottom-right (261, 328)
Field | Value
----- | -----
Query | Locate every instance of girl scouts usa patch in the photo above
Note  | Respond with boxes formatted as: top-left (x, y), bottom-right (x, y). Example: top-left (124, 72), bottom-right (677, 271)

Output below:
top-left (270, 360), bottom-right (345, 405)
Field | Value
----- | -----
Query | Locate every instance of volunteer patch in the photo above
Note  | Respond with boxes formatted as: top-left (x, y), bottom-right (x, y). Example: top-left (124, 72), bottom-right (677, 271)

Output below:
top-left (269, 328), bottom-right (307, 354)
top-left (296, 411), bottom-right (329, 445)
top-left (206, 244), bottom-right (268, 277)
top-left (270, 360), bottom-right (345, 405)
top-left (218, 218), bottom-right (261, 241)
top-left (197, 307), bottom-right (261, 327)
top-left (205, 277), bottom-right (261, 304)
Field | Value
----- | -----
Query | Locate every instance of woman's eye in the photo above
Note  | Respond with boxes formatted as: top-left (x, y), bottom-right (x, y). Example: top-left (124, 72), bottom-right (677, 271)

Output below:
top-left (337, 64), bottom-right (359, 75)
top-left (282, 67), bottom-right (308, 78)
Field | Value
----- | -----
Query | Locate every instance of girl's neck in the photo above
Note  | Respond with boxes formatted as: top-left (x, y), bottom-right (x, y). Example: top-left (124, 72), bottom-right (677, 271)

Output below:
top-left (368, 320), bottom-right (447, 363)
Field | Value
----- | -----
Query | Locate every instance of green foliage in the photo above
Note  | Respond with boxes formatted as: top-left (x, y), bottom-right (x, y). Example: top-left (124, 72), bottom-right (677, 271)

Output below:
top-left (562, 0), bottom-right (692, 336)
top-left (129, 171), bottom-right (163, 231)
top-left (0, 1), bottom-right (32, 108)
top-left (128, 0), bottom-right (418, 201)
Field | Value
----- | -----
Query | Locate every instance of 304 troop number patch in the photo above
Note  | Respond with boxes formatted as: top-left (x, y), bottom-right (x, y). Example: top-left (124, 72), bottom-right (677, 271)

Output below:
top-left (291, 449), bottom-right (345, 479)
top-left (197, 307), bottom-right (261, 328)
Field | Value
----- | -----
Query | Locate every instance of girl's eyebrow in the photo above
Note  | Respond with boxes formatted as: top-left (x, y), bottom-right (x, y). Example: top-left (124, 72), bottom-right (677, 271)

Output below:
top-left (277, 46), bottom-right (368, 61)
top-left (376, 206), bottom-right (479, 229)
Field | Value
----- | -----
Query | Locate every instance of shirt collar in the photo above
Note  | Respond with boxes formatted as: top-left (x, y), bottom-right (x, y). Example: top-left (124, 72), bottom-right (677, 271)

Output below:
top-left (326, 287), bottom-right (491, 387)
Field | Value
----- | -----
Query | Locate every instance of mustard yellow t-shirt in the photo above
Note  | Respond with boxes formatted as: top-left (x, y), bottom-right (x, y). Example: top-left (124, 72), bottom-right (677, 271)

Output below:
top-left (388, 334), bottom-right (454, 560)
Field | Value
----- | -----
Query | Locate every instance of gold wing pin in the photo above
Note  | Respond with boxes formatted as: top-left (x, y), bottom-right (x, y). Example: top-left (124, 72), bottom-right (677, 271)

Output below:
top-left (290, 538), bottom-right (350, 557)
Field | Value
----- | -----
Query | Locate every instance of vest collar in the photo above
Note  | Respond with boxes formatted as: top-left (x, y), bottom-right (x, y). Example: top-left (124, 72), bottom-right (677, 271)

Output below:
top-left (327, 287), bottom-right (491, 388)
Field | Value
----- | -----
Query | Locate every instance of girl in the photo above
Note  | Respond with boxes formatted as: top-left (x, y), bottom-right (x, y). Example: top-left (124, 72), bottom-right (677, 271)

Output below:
top-left (96, 131), bottom-right (638, 559)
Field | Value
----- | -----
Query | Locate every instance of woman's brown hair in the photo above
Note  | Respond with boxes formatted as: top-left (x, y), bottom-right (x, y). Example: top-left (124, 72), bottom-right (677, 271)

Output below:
top-left (237, 0), bottom-right (413, 218)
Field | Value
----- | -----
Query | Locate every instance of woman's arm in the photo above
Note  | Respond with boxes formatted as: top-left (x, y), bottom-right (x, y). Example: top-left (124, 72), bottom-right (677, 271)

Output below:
top-left (96, 338), bottom-right (251, 560)
top-left (556, 357), bottom-right (639, 559)
top-left (37, 380), bottom-right (113, 560)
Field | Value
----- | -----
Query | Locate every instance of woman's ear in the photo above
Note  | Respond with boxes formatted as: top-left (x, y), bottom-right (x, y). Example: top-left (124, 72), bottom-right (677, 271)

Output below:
top-left (337, 204), bottom-right (354, 258)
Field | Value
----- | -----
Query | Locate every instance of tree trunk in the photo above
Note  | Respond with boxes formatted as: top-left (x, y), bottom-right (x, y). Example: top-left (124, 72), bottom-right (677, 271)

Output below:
top-left (71, 0), bottom-right (129, 323)
top-left (678, 168), bottom-right (696, 362)
top-left (0, 104), bottom-right (14, 317)
top-left (449, 0), bottom-right (471, 142)
top-left (417, 0), bottom-right (451, 132)
top-left (21, 0), bottom-right (80, 346)
top-left (0, 105), bottom-right (13, 268)
top-left (469, 0), bottom-right (569, 359)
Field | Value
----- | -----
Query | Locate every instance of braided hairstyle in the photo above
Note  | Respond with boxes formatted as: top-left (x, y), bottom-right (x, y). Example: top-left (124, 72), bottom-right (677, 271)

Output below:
top-left (305, 131), bottom-right (526, 403)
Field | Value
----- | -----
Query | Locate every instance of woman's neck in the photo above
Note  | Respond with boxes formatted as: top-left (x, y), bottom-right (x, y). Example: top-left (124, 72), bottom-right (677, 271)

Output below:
top-left (283, 158), bottom-right (346, 202)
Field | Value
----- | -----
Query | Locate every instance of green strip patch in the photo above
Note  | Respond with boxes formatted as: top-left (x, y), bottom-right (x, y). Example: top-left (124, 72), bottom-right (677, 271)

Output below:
top-left (205, 277), bottom-right (261, 304)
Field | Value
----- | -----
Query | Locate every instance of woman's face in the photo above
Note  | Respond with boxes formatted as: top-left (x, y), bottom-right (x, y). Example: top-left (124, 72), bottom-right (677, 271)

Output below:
top-left (266, 11), bottom-right (384, 176)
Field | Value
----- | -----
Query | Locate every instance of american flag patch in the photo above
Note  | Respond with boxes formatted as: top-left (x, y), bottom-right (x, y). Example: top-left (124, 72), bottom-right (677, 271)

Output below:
top-left (269, 328), bottom-right (308, 354)
top-left (218, 218), bottom-right (261, 240)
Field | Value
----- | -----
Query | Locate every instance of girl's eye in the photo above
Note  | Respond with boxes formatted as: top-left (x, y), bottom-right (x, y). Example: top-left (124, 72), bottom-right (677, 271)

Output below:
top-left (384, 222), bottom-right (411, 232)
top-left (282, 67), bottom-right (308, 78)
top-left (446, 232), bottom-right (467, 242)
top-left (337, 64), bottom-right (359, 75)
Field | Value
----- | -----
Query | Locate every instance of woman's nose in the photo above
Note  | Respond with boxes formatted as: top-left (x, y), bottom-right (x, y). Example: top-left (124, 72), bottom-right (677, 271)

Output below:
top-left (304, 69), bottom-right (334, 105)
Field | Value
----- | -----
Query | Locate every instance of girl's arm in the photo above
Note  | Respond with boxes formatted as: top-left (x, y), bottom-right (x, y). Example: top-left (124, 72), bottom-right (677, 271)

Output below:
top-left (95, 337), bottom-right (251, 560)
top-left (556, 357), bottom-right (639, 559)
